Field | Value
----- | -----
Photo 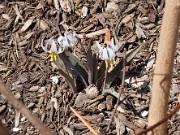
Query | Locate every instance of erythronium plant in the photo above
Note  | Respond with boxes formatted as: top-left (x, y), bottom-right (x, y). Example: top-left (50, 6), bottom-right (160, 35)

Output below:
top-left (41, 31), bottom-right (141, 94)
top-left (95, 32), bottom-right (118, 89)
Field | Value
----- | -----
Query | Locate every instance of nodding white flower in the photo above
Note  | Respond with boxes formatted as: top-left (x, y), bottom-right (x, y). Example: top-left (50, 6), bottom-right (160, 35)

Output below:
top-left (41, 37), bottom-right (63, 61)
top-left (58, 31), bottom-right (78, 49)
top-left (96, 38), bottom-right (118, 68)
top-left (96, 38), bottom-right (118, 60)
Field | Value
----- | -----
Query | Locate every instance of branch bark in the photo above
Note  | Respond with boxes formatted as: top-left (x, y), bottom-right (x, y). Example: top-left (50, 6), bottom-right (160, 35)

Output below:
top-left (147, 0), bottom-right (180, 135)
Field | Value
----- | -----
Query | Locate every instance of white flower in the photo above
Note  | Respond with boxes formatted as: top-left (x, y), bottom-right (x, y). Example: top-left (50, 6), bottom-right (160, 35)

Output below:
top-left (41, 37), bottom-right (63, 61)
top-left (58, 31), bottom-right (78, 49)
top-left (96, 38), bottom-right (117, 61)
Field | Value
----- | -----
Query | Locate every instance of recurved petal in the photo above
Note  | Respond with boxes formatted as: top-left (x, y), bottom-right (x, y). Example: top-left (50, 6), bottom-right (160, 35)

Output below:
top-left (109, 38), bottom-right (118, 52)
top-left (95, 41), bottom-right (102, 50)
top-left (102, 48), bottom-right (109, 60)
top-left (41, 39), bottom-right (48, 52)
top-left (50, 40), bottom-right (58, 52)
top-left (58, 36), bottom-right (69, 48)
top-left (57, 36), bottom-right (64, 45)
top-left (66, 33), bottom-right (78, 46)
top-left (107, 48), bottom-right (116, 60)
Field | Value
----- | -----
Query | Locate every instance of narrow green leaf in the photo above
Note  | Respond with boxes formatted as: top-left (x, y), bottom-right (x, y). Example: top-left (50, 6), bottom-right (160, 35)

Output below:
top-left (54, 55), bottom-right (68, 74)
top-left (96, 61), bottom-right (106, 89)
top-left (53, 55), bottom-right (77, 93)
top-left (106, 45), bottom-right (142, 88)
top-left (126, 45), bottom-right (142, 63)
top-left (59, 50), bottom-right (88, 87)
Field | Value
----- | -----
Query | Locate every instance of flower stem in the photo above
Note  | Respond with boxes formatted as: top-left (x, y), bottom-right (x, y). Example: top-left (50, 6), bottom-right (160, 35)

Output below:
top-left (103, 60), bottom-right (109, 89)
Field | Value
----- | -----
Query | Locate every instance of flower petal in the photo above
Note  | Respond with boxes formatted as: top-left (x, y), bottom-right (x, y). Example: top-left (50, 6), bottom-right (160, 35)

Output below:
top-left (109, 38), bottom-right (118, 52)
top-left (50, 40), bottom-right (58, 52)
top-left (102, 48), bottom-right (109, 60)
top-left (56, 46), bottom-right (63, 54)
top-left (96, 41), bottom-right (102, 50)
top-left (107, 48), bottom-right (116, 60)
top-left (41, 38), bottom-right (49, 52)
top-left (65, 32), bottom-right (78, 46)
top-left (58, 36), bottom-right (70, 48)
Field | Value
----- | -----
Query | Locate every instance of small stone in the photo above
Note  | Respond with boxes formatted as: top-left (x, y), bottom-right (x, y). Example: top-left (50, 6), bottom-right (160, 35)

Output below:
top-left (12, 127), bottom-right (21, 132)
top-left (98, 102), bottom-right (106, 111)
top-left (75, 92), bottom-right (91, 108)
top-left (50, 76), bottom-right (59, 84)
top-left (85, 84), bottom-right (99, 99)
top-left (140, 110), bottom-right (148, 117)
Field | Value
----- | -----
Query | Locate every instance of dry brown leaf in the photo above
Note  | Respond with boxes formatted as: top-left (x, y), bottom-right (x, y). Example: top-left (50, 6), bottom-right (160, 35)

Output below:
top-left (121, 13), bottom-right (135, 24)
top-left (29, 86), bottom-right (40, 92)
top-left (14, 111), bottom-right (20, 128)
top-left (135, 23), bottom-right (146, 38)
top-left (59, 0), bottom-right (71, 12)
top-left (114, 116), bottom-right (126, 135)
top-left (0, 63), bottom-right (7, 71)
top-left (13, 4), bottom-right (23, 23)
top-left (24, 32), bottom-right (34, 40)
top-left (0, 4), bottom-right (5, 8)
top-left (74, 0), bottom-right (82, 5)
top-left (81, 6), bottom-right (88, 18)
top-left (53, 0), bottom-right (60, 10)
top-left (21, 19), bottom-right (33, 32)
top-left (39, 19), bottom-right (49, 30)
top-left (63, 125), bottom-right (74, 135)
top-left (105, 2), bottom-right (119, 13)
top-left (50, 97), bottom-right (58, 111)
top-left (36, 0), bottom-right (46, 10)
top-left (47, 0), bottom-right (53, 5)
top-left (146, 56), bottom-right (155, 71)
top-left (125, 75), bottom-right (148, 88)
top-left (2, 14), bottom-right (10, 20)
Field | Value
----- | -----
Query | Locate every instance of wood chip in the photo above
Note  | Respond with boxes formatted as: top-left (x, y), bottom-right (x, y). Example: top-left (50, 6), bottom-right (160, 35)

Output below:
top-left (21, 19), bottom-right (33, 32)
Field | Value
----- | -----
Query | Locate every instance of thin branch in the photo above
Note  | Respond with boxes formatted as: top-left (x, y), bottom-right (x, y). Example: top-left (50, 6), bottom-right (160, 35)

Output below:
top-left (70, 106), bottom-right (99, 135)
top-left (136, 103), bottom-right (180, 135)
top-left (0, 80), bottom-right (54, 135)
top-left (103, 61), bottom-right (108, 90)
top-left (77, 28), bottom-right (109, 39)
top-left (147, 1), bottom-right (180, 134)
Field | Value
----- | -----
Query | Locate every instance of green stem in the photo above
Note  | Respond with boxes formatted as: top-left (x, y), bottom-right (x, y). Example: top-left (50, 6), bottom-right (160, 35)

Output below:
top-left (103, 60), bottom-right (109, 89)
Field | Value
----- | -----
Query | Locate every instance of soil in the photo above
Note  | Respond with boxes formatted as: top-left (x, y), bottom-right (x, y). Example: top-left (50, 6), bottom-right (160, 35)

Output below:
top-left (0, 0), bottom-right (179, 135)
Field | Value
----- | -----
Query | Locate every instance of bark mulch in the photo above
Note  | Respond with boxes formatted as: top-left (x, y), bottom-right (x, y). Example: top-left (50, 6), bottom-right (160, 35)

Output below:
top-left (0, 0), bottom-right (179, 135)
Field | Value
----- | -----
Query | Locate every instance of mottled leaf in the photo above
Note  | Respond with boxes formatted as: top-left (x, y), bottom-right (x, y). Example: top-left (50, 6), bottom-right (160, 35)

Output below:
top-left (59, 50), bottom-right (88, 87)
top-left (106, 45), bottom-right (142, 88)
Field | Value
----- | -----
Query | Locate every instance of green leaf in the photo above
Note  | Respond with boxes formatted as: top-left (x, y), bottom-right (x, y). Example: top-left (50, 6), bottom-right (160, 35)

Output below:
top-left (96, 61), bottom-right (106, 89)
top-left (54, 55), bottom-right (77, 93)
top-left (59, 50), bottom-right (88, 87)
top-left (126, 45), bottom-right (142, 63)
top-left (54, 55), bottom-right (68, 74)
top-left (106, 45), bottom-right (142, 88)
